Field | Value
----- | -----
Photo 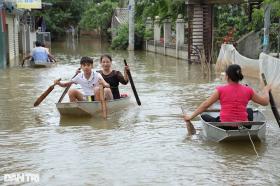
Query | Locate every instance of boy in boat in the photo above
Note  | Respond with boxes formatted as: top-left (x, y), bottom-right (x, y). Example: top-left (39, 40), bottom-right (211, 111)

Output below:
top-left (54, 56), bottom-right (110, 102)
top-left (96, 54), bottom-right (129, 100)
top-left (22, 41), bottom-right (56, 66)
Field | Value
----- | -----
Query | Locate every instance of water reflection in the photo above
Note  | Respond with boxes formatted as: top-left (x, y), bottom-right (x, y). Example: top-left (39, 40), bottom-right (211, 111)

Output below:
top-left (59, 111), bottom-right (129, 130)
top-left (66, 33), bottom-right (77, 51)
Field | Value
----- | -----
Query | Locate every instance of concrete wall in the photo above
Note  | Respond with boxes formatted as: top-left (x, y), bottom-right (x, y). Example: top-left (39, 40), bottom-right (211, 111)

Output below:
top-left (6, 14), bottom-right (21, 66)
top-left (145, 15), bottom-right (187, 60)
top-left (29, 30), bottom-right (36, 52)
top-left (236, 31), bottom-right (261, 59)
top-left (7, 16), bottom-right (15, 61)
top-left (19, 24), bottom-right (27, 55)
top-left (146, 42), bottom-right (188, 60)
top-left (0, 31), bottom-right (7, 68)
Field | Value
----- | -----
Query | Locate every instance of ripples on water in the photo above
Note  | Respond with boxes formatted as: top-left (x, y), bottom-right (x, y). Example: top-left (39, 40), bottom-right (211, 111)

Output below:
top-left (0, 38), bottom-right (280, 185)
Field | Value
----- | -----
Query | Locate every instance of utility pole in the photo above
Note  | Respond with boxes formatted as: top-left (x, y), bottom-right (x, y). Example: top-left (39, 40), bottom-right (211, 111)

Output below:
top-left (277, 18), bottom-right (280, 58)
top-left (263, 4), bottom-right (271, 54)
top-left (128, 0), bottom-right (135, 50)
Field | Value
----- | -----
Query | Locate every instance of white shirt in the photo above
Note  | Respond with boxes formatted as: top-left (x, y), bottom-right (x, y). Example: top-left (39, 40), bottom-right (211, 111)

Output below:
top-left (71, 71), bottom-right (103, 96)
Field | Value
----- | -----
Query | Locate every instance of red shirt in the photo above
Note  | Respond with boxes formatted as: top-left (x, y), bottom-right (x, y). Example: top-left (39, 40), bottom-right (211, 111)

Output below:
top-left (216, 83), bottom-right (254, 122)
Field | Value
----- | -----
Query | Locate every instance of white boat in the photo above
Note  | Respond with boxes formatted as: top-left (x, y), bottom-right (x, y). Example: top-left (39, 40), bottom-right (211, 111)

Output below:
top-left (200, 110), bottom-right (266, 142)
top-left (30, 60), bottom-right (54, 68)
top-left (56, 96), bottom-right (131, 117)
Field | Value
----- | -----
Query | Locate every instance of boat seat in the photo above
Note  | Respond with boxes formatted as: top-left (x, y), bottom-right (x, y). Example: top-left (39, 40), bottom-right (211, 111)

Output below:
top-left (209, 121), bottom-right (265, 127)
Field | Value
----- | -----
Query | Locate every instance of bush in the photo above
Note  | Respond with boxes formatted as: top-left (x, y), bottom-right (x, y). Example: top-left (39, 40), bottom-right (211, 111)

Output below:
top-left (111, 24), bottom-right (129, 50)
top-left (79, 0), bottom-right (117, 37)
top-left (144, 29), bottom-right (153, 40)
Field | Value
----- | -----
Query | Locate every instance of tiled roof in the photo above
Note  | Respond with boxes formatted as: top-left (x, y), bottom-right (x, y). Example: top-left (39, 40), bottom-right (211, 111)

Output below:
top-left (113, 8), bottom-right (128, 25)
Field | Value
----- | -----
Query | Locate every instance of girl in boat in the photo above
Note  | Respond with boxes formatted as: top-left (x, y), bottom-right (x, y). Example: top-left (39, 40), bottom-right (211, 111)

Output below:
top-left (54, 56), bottom-right (110, 102)
top-left (183, 64), bottom-right (271, 124)
top-left (95, 54), bottom-right (129, 100)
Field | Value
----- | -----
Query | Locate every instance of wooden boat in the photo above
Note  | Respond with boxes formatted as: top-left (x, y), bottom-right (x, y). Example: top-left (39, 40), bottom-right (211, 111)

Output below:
top-left (200, 110), bottom-right (266, 142)
top-left (30, 60), bottom-right (53, 68)
top-left (56, 96), bottom-right (131, 117)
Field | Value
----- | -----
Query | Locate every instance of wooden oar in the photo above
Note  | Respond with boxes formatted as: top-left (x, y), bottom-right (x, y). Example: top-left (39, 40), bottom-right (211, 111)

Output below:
top-left (21, 60), bottom-right (25, 67)
top-left (34, 78), bottom-right (61, 107)
top-left (261, 73), bottom-right (280, 127)
top-left (99, 84), bottom-right (107, 119)
top-left (123, 59), bottom-right (141, 106)
top-left (58, 69), bottom-right (80, 103)
top-left (181, 106), bottom-right (196, 135)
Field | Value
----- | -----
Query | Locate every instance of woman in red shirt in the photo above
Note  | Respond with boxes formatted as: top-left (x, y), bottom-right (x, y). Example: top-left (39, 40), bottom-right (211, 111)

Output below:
top-left (183, 64), bottom-right (271, 123)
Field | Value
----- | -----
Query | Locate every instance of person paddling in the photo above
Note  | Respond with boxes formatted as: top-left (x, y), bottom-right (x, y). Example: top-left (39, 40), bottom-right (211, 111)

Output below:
top-left (184, 64), bottom-right (271, 127)
top-left (54, 56), bottom-right (110, 102)
top-left (96, 54), bottom-right (129, 100)
top-left (41, 43), bottom-right (56, 62)
top-left (22, 41), bottom-right (56, 66)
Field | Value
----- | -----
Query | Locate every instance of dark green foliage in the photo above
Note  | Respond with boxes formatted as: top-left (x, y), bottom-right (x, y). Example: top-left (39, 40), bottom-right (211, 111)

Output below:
top-left (79, 0), bottom-right (118, 34)
top-left (214, 5), bottom-right (250, 43)
top-left (111, 24), bottom-right (129, 49)
top-left (135, 23), bottom-right (146, 49)
top-left (37, 0), bottom-right (119, 39)
top-left (135, 0), bottom-right (185, 23)
top-left (110, 0), bottom-right (185, 50)
top-left (251, 0), bottom-right (280, 52)
top-left (270, 23), bottom-right (280, 52)
top-left (35, 0), bottom-right (88, 38)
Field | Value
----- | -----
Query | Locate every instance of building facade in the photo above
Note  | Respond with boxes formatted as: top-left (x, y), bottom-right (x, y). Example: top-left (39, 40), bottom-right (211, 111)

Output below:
top-left (0, 1), bottom-right (37, 68)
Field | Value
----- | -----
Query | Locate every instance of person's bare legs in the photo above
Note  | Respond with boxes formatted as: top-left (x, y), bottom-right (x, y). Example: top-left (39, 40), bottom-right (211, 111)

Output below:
top-left (94, 87), bottom-right (100, 101)
top-left (94, 87), bottom-right (113, 101)
top-left (104, 88), bottom-right (113, 100)
top-left (68, 89), bottom-right (84, 102)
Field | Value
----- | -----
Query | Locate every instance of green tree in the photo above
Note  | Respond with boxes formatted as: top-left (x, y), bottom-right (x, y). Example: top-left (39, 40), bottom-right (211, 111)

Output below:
top-left (34, 0), bottom-right (88, 38)
top-left (79, 0), bottom-right (118, 37)
top-left (214, 5), bottom-right (249, 43)
top-left (111, 24), bottom-right (129, 49)
top-left (112, 0), bottom-right (185, 49)
top-left (135, 0), bottom-right (185, 23)
top-left (251, 0), bottom-right (280, 52)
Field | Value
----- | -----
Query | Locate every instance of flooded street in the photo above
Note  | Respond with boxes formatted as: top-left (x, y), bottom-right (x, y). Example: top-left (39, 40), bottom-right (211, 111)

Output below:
top-left (0, 37), bottom-right (280, 185)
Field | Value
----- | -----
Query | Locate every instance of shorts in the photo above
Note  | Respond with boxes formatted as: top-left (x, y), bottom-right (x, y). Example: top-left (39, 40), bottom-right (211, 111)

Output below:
top-left (84, 95), bottom-right (95, 102)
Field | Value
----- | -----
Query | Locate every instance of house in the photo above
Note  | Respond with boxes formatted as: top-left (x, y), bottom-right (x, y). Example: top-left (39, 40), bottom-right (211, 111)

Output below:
top-left (111, 8), bottom-right (128, 39)
top-left (0, 1), bottom-right (7, 68)
top-left (0, 1), bottom-right (34, 67)
top-left (4, 1), bottom-right (25, 66)
top-left (0, 0), bottom-right (48, 68)
top-left (185, 0), bottom-right (262, 62)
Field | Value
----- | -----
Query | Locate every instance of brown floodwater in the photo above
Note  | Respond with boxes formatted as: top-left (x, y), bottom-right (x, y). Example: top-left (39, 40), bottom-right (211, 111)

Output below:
top-left (0, 36), bottom-right (280, 185)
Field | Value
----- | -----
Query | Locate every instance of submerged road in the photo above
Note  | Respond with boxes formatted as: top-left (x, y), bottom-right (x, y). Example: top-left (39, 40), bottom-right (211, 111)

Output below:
top-left (0, 37), bottom-right (279, 185)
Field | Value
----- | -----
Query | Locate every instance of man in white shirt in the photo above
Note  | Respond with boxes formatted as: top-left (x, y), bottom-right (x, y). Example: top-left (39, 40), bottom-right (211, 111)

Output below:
top-left (54, 56), bottom-right (110, 102)
top-left (22, 41), bottom-right (56, 66)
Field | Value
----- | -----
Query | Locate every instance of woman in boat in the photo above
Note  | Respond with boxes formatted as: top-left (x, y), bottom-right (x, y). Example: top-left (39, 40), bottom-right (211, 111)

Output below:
top-left (95, 54), bottom-right (129, 100)
top-left (54, 56), bottom-right (110, 102)
top-left (183, 64), bottom-right (271, 123)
